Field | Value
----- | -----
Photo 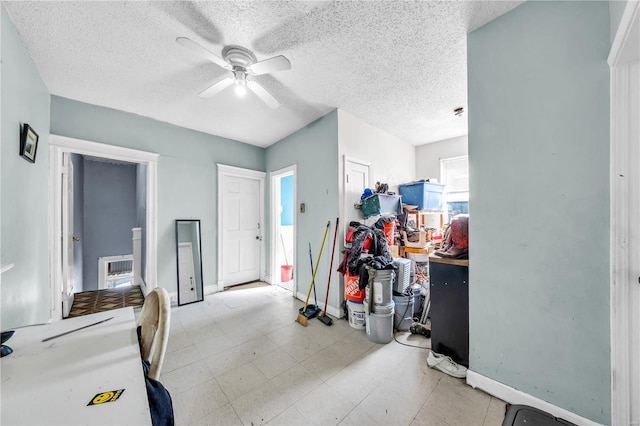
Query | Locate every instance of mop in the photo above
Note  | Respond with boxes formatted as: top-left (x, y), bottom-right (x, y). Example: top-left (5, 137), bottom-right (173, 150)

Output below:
top-left (318, 217), bottom-right (339, 326)
top-left (298, 242), bottom-right (321, 319)
top-left (296, 221), bottom-right (330, 326)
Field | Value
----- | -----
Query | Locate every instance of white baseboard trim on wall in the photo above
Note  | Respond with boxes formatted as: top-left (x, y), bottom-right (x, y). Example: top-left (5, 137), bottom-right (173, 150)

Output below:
top-left (204, 284), bottom-right (219, 296)
top-left (167, 285), bottom-right (219, 306)
top-left (167, 291), bottom-right (178, 306)
top-left (139, 278), bottom-right (148, 297)
top-left (466, 370), bottom-right (601, 426)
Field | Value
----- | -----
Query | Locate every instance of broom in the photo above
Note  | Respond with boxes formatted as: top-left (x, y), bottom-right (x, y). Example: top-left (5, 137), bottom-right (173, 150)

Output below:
top-left (296, 221), bottom-right (330, 326)
top-left (298, 242), bottom-right (322, 319)
top-left (318, 217), bottom-right (339, 326)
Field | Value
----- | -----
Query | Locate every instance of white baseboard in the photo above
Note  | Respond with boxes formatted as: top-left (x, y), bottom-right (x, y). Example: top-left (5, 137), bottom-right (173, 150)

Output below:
top-left (167, 291), bottom-right (178, 306)
top-left (466, 370), bottom-right (601, 426)
top-left (139, 278), bottom-right (148, 296)
top-left (167, 285), bottom-right (219, 306)
top-left (204, 284), bottom-right (219, 295)
top-left (62, 293), bottom-right (74, 318)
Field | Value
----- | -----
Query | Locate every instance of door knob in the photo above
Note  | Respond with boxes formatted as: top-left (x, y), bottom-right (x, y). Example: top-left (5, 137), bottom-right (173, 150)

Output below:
top-left (72, 237), bottom-right (80, 242)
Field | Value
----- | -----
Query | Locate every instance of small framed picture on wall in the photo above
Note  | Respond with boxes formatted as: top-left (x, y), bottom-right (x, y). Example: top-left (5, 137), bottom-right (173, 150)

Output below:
top-left (20, 123), bottom-right (39, 163)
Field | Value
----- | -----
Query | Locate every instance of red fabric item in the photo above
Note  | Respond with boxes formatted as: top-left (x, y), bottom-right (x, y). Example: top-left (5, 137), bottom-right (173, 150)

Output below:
top-left (363, 235), bottom-right (373, 251)
top-left (346, 228), bottom-right (355, 243)
top-left (450, 216), bottom-right (469, 249)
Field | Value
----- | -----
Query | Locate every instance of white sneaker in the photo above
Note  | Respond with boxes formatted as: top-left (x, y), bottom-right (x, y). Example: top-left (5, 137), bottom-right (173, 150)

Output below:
top-left (427, 351), bottom-right (468, 378)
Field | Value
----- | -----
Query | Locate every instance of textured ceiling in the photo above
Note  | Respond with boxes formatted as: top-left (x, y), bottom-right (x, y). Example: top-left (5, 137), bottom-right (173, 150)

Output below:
top-left (4, 1), bottom-right (522, 148)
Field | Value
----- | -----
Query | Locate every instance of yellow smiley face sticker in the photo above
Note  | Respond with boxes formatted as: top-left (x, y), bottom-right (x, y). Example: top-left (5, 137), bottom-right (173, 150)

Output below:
top-left (87, 389), bottom-right (125, 406)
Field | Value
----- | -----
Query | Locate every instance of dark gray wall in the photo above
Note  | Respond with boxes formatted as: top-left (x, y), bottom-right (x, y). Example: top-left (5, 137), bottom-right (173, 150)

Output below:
top-left (83, 159), bottom-right (137, 290)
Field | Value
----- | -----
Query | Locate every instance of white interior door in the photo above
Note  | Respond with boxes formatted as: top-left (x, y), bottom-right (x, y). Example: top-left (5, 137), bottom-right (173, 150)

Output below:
top-left (219, 166), bottom-right (265, 287)
top-left (344, 157), bottom-right (371, 233)
top-left (177, 242), bottom-right (198, 304)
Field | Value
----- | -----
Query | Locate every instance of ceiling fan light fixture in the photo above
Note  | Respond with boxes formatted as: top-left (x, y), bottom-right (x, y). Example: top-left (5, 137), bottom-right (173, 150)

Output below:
top-left (177, 37), bottom-right (290, 108)
top-left (233, 71), bottom-right (248, 97)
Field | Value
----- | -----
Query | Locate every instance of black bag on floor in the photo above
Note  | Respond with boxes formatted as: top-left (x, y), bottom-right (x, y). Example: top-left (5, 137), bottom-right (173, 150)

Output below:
top-left (142, 358), bottom-right (175, 426)
top-left (502, 405), bottom-right (576, 426)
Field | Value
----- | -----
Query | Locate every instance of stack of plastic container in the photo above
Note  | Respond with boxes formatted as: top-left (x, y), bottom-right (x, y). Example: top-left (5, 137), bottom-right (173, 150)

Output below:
top-left (365, 268), bottom-right (395, 344)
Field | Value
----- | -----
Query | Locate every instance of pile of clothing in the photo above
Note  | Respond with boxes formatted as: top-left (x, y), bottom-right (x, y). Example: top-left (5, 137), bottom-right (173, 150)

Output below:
top-left (338, 221), bottom-right (397, 289)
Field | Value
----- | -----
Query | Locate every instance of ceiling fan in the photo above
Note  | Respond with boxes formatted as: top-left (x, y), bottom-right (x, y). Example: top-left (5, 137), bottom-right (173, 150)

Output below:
top-left (176, 37), bottom-right (291, 109)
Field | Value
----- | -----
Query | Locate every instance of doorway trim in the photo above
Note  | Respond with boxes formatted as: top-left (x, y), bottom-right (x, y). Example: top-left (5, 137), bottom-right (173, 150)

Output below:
top-left (608, 1), bottom-right (640, 424)
top-left (217, 164), bottom-right (266, 290)
top-left (49, 135), bottom-right (159, 321)
top-left (269, 165), bottom-right (297, 291)
top-left (343, 155), bottom-right (372, 236)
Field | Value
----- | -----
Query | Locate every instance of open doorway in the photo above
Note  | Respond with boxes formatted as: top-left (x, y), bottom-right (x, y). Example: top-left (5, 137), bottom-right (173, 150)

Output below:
top-left (270, 165), bottom-right (296, 293)
top-left (49, 135), bottom-right (158, 321)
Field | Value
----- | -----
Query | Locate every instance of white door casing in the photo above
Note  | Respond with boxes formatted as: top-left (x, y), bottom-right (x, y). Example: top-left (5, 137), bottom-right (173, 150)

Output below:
top-left (61, 152), bottom-right (75, 318)
top-left (344, 156), bottom-right (371, 235)
top-left (49, 135), bottom-right (159, 321)
top-left (270, 165), bottom-right (297, 289)
top-left (217, 164), bottom-right (265, 288)
top-left (177, 242), bottom-right (198, 304)
top-left (609, 1), bottom-right (640, 424)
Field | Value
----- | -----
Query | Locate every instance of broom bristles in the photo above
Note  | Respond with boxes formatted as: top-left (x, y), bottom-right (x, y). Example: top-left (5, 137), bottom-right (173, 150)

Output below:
top-left (296, 313), bottom-right (308, 326)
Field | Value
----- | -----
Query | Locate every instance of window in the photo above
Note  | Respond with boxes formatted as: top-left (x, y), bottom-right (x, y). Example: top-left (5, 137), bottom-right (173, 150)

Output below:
top-left (440, 156), bottom-right (469, 218)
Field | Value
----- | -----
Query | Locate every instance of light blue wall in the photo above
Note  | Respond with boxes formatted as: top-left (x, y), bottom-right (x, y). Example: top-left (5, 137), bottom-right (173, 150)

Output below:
top-left (1, 5), bottom-right (51, 329)
top-left (280, 174), bottom-right (294, 226)
top-left (82, 160), bottom-right (137, 291)
top-left (468, 1), bottom-right (610, 423)
top-left (266, 111), bottom-right (339, 303)
top-left (609, 0), bottom-right (628, 42)
top-left (50, 96), bottom-right (265, 294)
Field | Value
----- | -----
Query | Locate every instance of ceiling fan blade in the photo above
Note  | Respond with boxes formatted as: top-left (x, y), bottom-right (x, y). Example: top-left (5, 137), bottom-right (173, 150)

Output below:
top-left (198, 77), bottom-right (234, 98)
top-left (176, 37), bottom-right (230, 70)
top-left (247, 81), bottom-right (280, 109)
top-left (248, 55), bottom-right (291, 76)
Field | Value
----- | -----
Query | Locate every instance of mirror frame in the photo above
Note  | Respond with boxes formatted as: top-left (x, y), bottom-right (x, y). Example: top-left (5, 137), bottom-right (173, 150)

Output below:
top-left (175, 219), bottom-right (204, 306)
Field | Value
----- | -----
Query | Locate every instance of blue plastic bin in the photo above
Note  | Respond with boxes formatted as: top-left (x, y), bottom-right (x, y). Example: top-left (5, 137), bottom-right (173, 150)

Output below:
top-left (399, 182), bottom-right (445, 210)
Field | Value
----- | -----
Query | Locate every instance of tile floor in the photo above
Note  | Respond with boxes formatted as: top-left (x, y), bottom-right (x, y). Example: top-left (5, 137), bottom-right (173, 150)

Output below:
top-left (68, 285), bottom-right (144, 318)
top-left (160, 284), bottom-right (505, 426)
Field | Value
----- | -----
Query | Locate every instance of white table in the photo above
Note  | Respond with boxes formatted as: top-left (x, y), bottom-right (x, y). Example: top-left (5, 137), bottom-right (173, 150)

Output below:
top-left (1, 307), bottom-right (151, 425)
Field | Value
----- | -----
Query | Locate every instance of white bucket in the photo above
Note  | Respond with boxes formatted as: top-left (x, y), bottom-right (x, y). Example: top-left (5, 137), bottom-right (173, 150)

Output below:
top-left (347, 300), bottom-right (366, 330)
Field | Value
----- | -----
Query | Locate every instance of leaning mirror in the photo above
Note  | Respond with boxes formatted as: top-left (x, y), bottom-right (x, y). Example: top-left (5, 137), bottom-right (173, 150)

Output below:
top-left (175, 220), bottom-right (204, 305)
